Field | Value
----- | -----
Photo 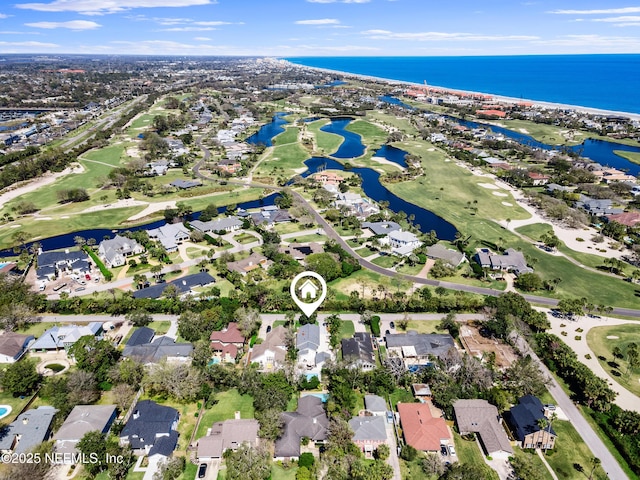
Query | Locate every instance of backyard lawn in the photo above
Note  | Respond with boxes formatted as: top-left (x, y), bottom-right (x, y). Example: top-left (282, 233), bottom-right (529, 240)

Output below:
top-left (587, 324), bottom-right (640, 397)
top-left (545, 420), bottom-right (607, 480)
top-left (452, 432), bottom-right (499, 480)
top-left (194, 389), bottom-right (255, 439)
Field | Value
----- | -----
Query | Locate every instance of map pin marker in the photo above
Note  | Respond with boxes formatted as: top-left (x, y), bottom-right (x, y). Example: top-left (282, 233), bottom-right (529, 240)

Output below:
top-left (290, 271), bottom-right (327, 318)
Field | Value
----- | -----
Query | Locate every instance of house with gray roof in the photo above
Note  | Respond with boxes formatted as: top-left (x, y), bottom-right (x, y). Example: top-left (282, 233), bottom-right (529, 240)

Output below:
top-left (386, 230), bottom-right (421, 256)
top-left (385, 332), bottom-right (455, 367)
top-left (349, 416), bottom-right (387, 457)
top-left (0, 406), bottom-right (57, 454)
top-left (54, 405), bottom-right (117, 455)
top-left (297, 323), bottom-right (320, 368)
top-left (342, 333), bottom-right (375, 371)
top-left (364, 395), bottom-right (387, 416)
top-left (98, 235), bottom-right (144, 268)
top-left (191, 216), bottom-right (243, 234)
top-left (475, 248), bottom-right (533, 276)
top-left (123, 336), bottom-right (193, 365)
top-left (146, 223), bottom-right (190, 252)
top-left (575, 195), bottom-right (623, 216)
top-left (250, 206), bottom-right (292, 227)
top-left (196, 418), bottom-right (259, 461)
top-left (29, 322), bottom-right (103, 352)
top-left (36, 249), bottom-right (91, 282)
top-left (250, 325), bottom-right (288, 372)
top-left (226, 252), bottom-right (270, 276)
top-left (120, 400), bottom-right (179, 455)
top-left (0, 332), bottom-right (34, 363)
top-left (362, 221), bottom-right (401, 236)
top-left (170, 179), bottom-right (201, 189)
top-left (132, 272), bottom-right (215, 300)
top-left (275, 396), bottom-right (328, 460)
top-left (426, 244), bottom-right (466, 267)
top-left (453, 399), bottom-right (513, 459)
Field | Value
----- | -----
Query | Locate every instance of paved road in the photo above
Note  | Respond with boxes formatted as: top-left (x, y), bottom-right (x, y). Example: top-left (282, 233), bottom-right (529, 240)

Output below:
top-left (514, 333), bottom-right (628, 480)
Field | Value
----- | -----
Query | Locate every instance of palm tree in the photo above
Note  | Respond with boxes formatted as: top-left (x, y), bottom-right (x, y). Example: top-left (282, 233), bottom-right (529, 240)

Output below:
top-left (588, 457), bottom-right (601, 480)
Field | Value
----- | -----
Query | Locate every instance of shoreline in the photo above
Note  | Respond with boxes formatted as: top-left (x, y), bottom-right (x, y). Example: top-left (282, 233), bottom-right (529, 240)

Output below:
top-left (285, 60), bottom-right (640, 122)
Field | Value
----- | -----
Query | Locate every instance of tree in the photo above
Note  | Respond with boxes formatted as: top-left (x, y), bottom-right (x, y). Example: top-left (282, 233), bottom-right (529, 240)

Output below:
top-left (438, 312), bottom-right (460, 338)
top-left (153, 456), bottom-right (185, 480)
top-left (588, 457), bottom-right (602, 480)
top-left (224, 444), bottom-right (271, 480)
top-left (125, 309), bottom-right (152, 327)
top-left (68, 336), bottom-right (121, 384)
top-left (305, 253), bottom-right (342, 281)
top-left (515, 272), bottom-right (543, 292)
top-left (421, 452), bottom-right (445, 477)
top-left (67, 370), bottom-right (100, 405)
top-left (0, 358), bottom-right (40, 396)
top-left (374, 443), bottom-right (390, 461)
top-left (255, 407), bottom-right (284, 441)
top-left (112, 383), bottom-right (136, 411)
top-left (0, 440), bottom-right (53, 479)
top-left (77, 431), bottom-right (133, 479)
top-left (502, 355), bottom-right (549, 398)
top-left (236, 307), bottom-right (261, 338)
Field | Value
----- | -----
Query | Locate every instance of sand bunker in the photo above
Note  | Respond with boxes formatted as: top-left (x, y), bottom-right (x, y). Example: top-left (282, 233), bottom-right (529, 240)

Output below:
top-left (492, 191), bottom-right (508, 197)
top-left (35, 217), bottom-right (52, 221)
top-left (427, 148), bottom-right (435, 152)
top-left (478, 183), bottom-right (499, 190)
top-left (501, 202), bottom-right (513, 206)
top-left (606, 336), bottom-right (619, 339)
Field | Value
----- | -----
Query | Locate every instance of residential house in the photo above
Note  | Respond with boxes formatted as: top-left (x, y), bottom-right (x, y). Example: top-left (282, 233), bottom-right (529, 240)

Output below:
top-left (397, 402), bottom-right (452, 452)
top-left (505, 395), bottom-right (557, 450)
top-left (362, 221), bottom-right (401, 237)
top-left (426, 244), bottom-right (466, 267)
top-left (132, 272), bottom-right (215, 300)
top-left (165, 139), bottom-right (188, 156)
top-left (527, 172), bottom-right (551, 186)
top-left (147, 160), bottom-right (169, 176)
top-left (29, 322), bottom-right (103, 352)
top-left (0, 332), bottom-right (34, 363)
top-left (297, 324), bottom-right (324, 369)
top-left (0, 406), bottom-right (57, 454)
top-left (36, 249), bottom-right (91, 282)
top-left (170, 179), bottom-right (201, 189)
top-left (334, 192), bottom-right (379, 219)
top-left (364, 395), bottom-right (387, 417)
top-left (475, 248), bottom-right (533, 276)
top-left (146, 223), bottom-right (190, 252)
top-left (227, 252), bottom-right (270, 276)
top-left (411, 384), bottom-right (432, 402)
top-left (278, 243), bottom-right (323, 262)
top-left (250, 325), bottom-right (288, 372)
top-left (218, 158), bottom-right (242, 174)
top-left (385, 332), bottom-right (455, 367)
top-left (123, 335), bottom-right (193, 365)
top-left (196, 418), bottom-right (259, 461)
top-left (349, 416), bottom-right (387, 458)
top-left (190, 216), bottom-right (243, 234)
top-left (591, 167), bottom-right (637, 184)
top-left (342, 333), bottom-right (376, 371)
top-left (120, 400), bottom-right (179, 455)
top-left (575, 195), bottom-right (623, 216)
top-left (387, 230), bottom-right (421, 256)
top-left (54, 405), bottom-right (117, 455)
top-left (98, 235), bottom-right (144, 268)
top-left (250, 206), bottom-right (292, 227)
top-left (312, 171), bottom-right (343, 185)
top-left (453, 399), bottom-right (513, 459)
top-left (275, 396), bottom-right (328, 460)
top-left (605, 211), bottom-right (640, 228)
top-left (209, 322), bottom-right (245, 363)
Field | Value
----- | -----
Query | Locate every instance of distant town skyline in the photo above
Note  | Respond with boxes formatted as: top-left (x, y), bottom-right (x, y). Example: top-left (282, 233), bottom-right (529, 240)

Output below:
top-left (1, 0), bottom-right (640, 56)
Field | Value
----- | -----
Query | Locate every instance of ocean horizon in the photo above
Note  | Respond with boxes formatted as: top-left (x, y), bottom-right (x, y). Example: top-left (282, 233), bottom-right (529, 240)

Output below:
top-left (285, 54), bottom-right (640, 115)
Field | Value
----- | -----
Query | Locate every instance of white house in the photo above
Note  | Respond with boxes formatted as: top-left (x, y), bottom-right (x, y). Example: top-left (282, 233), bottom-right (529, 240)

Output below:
top-left (387, 230), bottom-right (421, 256)
top-left (98, 235), bottom-right (144, 268)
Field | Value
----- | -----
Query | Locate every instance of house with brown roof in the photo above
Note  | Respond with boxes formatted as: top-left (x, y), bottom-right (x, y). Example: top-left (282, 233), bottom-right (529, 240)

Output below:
top-left (0, 332), bottom-right (34, 363)
top-left (196, 417), bottom-right (259, 461)
top-left (527, 172), bottom-right (551, 186)
top-left (209, 322), bottom-right (245, 363)
top-left (226, 252), bottom-right (270, 276)
top-left (605, 211), bottom-right (640, 228)
top-left (250, 325), bottom-right (288, 372)
top-left (453, 399), bottom-right (513, 459)
top-left (397, 402), bottom-right (452, 452)
top-left (275, 396), bottom-right (328, 460)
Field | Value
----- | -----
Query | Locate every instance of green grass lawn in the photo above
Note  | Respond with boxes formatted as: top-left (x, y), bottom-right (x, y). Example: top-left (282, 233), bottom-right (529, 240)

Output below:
top-left (274, 222), bottom-right (308, 235)
top-left (270, 463), bottom-right (299, 480)
top-left (404, 320), bottom-right (442, 334)
top-left (494, 119), bottom-right (580, 146)
top-left (255, 141), bottom-right (310, 179)
top-left (328, 269), bottom-right (389, 301)
top-left (511, 447), bottom-right (555, 480)
top-left (194, 389), bottom-right (255, 439)
top-left (545, 420), bottom-right (607, 480)
top-left (307, 119), bottom-right (344, 153)
top-left (339, 320), bottom-right (355, 339)
top-left (586, 324), bottom-right (640, 397)
top-left (291, 233), bottom-right (328, 243)
top-left (272, 126), bottom-right (299, 146)
top-left (0, 391), bottom-right (35, 423)
top-left (389, 387), bottom-right (415, 410)
top-left (396, 263), bottom-right (424, 275)
top-left (616, 150), bottom-right (640, 166)
top-left (233, 233), bottom-right (259, 244)
top-left (347, 119), bottom-right (387, 145)
top-left (371, 255), bottom-right (399, 268)
top-left (452, 432), bottom-right (499, 480)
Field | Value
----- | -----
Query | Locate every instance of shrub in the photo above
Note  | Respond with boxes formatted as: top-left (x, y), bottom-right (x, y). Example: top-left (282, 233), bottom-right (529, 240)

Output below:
top-left (371, 316), bottom-right (381, 336)
top-left (299, 452), bottom-right (315, 469)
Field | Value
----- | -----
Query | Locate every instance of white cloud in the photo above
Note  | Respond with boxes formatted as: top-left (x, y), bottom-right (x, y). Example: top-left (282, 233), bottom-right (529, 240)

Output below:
top-left (161, 26), bottom-right (215, 31)
top-left (0, 13), bottom-right (10, 18)
top-left (590, 15), bottom-right (640, 23)
top-left (193, 36), bottom-right (210, 40)
top-left (360, 30), bottom-right (539, 41)
top-left (531, 34), bottom-right (640, 48)
top-left (0, 40), bottom-right (58, 47)
top-left (25, 20), bottom-right (101, 30)
top-left (295, 18), bottom-right (340, 25)
top-left (548, 7), bottom-right (640, 15)
top-left (16, 0), bottom-right (214, 15)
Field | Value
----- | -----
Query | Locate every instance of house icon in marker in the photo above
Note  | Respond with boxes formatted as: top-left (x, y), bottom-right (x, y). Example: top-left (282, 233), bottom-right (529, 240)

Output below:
top-left (299, 279), bottom-right (319, 300)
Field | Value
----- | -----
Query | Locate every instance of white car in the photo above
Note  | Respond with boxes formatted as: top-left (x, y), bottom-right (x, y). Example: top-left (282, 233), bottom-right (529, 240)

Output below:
top-left (448, 445), bottom-right (456, 456)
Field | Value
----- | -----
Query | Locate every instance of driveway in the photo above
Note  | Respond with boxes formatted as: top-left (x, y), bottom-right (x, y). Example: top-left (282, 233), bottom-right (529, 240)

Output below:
top-left (385, 418), bottom-right (401, 480)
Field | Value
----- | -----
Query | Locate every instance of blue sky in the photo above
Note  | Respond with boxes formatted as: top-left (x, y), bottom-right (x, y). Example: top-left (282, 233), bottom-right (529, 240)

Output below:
top-left (1, 0), bottom-right (640, 56)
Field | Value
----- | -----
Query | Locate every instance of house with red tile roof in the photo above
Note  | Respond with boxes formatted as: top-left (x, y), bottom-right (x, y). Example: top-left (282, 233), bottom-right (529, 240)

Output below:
top-left (397, 402), bottom-right (452, 452)
top-left (606, 211), bottom-right (640, 227)
top-left (527, 172), bottom-right (551, 186)
top-left (210, 322), bottom-right (245, 363)
top-left (476, 109), bottom-right (507, 119)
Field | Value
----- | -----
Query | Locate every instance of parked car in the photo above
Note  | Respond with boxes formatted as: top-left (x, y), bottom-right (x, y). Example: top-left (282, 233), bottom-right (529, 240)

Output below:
top-left (266, 325), bottom-right (272, 333)
top-left (389, 321), bottom-right (395, 329)
top-left (544, 404), bottom-right (556, 411)
top-left (75, 287), bottom-right (86, 292)
top-left (198, 463), bottom-right (207, 478)
top-left (85, 273), bottom-right (91, 281)
top-left (448, 445), bottom-right (456, 456)
top-left (440, 445), bottom-right (448, 456)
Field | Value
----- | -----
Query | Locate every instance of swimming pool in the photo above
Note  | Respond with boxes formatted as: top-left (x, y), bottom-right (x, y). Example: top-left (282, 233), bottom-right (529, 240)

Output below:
top-left (303, 393), bottom-right (329, 403)
top-left (0, 405), bottom-right (12, 419)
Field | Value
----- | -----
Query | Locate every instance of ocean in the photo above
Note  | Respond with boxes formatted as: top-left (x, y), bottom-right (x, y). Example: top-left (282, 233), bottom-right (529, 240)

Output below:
top-left (285, 55), bottom-right (640, 115)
